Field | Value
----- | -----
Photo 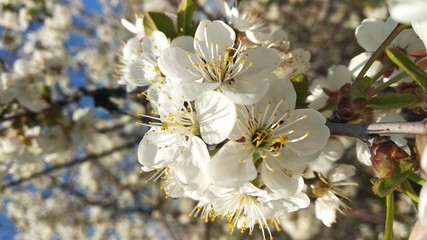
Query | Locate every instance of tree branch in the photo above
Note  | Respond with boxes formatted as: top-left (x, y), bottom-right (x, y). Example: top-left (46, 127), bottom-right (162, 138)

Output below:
top-left (0, 138), bottom-right (139, 191)
top-left (326, 119), bottom-right (427, 140)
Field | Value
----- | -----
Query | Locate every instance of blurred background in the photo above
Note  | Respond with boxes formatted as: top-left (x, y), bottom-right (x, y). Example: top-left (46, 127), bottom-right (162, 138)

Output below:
top-left (0, 0), bottom-right (415, 239)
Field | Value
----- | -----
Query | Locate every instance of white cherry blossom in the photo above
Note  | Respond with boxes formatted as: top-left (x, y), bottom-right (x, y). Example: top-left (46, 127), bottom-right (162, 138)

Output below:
top-left (158, 20), bottom-right (280, 104)
top-left (138, 90), bottom-right (236, 192)
top-left (313, 164), bottom-right (357, 227)
top-left (213, 0), bottom-right (272, 44)
top-left (192, 183), bottom-right (309, 239)
top-left (388, 0), bottom-right (427, 48)
top-left (349, 17), bottom-right (423, 79)
top-left (118, 31), bottom-right (170, 93)
top-left (209, 75), bottom-right (329, 195)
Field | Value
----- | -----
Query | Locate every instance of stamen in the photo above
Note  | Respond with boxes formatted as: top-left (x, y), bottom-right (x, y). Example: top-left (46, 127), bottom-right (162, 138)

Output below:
top-left (288, 132), bottom-right (310, 143)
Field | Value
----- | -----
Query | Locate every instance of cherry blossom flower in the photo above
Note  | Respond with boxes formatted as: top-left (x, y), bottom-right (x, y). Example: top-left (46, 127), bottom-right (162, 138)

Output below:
top-left (118, 30), bottom-right (170, 93)
top-left (192, 183), bottom-right (310, 239)
top-left (388, 0), bottom-right (427, 48)
top-left (208, 75), bottom-right (329, 195)
top-left (312, 164), bottom-right (357, 227)
top-left (158, 19), bottom-right (280, 104)
top-left (0, 59), bottom-right (48, 112)
top-left (138, 90), bottom-right (236, 193)
top-left (213, 0), bottom-right (273, 44)
top-left (349, 17), bottom-right (423, 79)
top-left (275, 48), bottom-right (311, 80)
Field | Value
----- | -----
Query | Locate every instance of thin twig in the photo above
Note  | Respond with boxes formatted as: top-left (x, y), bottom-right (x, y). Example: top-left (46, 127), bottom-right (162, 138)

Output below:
top-left (0, 138), bottom-right (139, 191)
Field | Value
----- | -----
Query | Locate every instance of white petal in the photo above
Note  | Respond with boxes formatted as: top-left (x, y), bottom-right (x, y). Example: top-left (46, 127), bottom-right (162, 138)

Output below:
top-left (255, 74), bottom-right (296, 116)
top-left (17, 86), bottom-right (46, 112)
top-left (422, 149), bottom-right (427, 172)
top-left (138, 138), bottom-right (159, 171)
top-left (144, 31), bottom-right (169, 56)
top-left (327, 164), bottom-right (356, 183)
top-left (326, 65), bottom-right (353, 90)
top-left (159, 47), bottom-right (201, 82)
top-left (174, 137), bottom-right (210, 192)
top-left (196, 91), bottom-right (236, 144)
top-left (390, 2), bottom-right (427, 24)
top-left (125, 62), bottom-right (146, 85)
top-left (221, 77), bottom-right (269, 105)
top-left (355, 139), bottom-right (372, 166)
top-left (307, 95), bottom-right (328, 110)
top-left (238, 47), bottom-right (280, 80)
top-left (419, 184), bottom-right (427, 226)
top-left (286, 109), bottom-right (330, 156)
top-left (272, 192), bottom-right (310, 213)
top-left (194, 20), bottom-right (235, 61)
top-left (355, 18), bottom-right (387, 51)
top-left (122, 37), bottom-right (142, 60)
top-left (167, 80), bottom-right (219, 101)
top-left (348, 52), bottom-right (383, 78)
top-left (229, 105), bottom-right (251, 140)
top-left (213, 0), bottom-right (231, 19)
top-left (261, 152), bottom-right (306, 195)
top-left (246, 30), bottom-right (271, 44)
top-left (208, 141), bottom-right (257, 187)
top-left (315, 194), bottom-right (339, 227)
top-left (322, 138), bottom-right (345, 161)
top-left (138, 127), bottom-right (179, 170)
top-left (170, 36), bottom-right (195, 52)
top-left (121, 18), bottom-right (137, 34)
top-left (413, 21), bottom-right (427, 48)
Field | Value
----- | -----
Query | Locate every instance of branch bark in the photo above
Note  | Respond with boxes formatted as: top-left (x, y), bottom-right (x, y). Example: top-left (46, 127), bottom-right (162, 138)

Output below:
top-left (326, 119), bottom-right (427, 140)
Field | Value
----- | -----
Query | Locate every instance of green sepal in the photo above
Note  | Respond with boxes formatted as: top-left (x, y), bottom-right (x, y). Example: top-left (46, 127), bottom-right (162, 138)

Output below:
top-left (177, 0), bottom-right (196, 36)
top-left (367, 92), bottom-right (424, 109)
top-left (371, 160), bottom-right (413, 197)
top-left (291, 73), bottom-right (309, 108)
top-left (350, 76), bottom-right (374, 99)
top-left (386, 48), bottom-right (427, 92)
top-left (143, 12), bottom-right (177, 39)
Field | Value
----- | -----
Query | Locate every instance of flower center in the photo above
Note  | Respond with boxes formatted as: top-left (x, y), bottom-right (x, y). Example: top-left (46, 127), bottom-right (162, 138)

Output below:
top-left (187, 39), bottom-right (252, 84)
top-left (237, 102), bottom-right (311, 158)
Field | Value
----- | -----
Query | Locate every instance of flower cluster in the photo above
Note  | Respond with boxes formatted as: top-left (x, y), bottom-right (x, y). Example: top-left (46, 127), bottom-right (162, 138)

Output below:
top-left (117, 1), bottom-right (340, 237)
top-left (4, 0), bottom-right (427, 239)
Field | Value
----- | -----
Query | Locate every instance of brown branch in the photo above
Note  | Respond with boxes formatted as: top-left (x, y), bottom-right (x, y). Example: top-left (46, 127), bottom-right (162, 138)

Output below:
top-left (57, 181), bottom-right (152, 215)
top-left (327, 119), bottom-right (427, 140)
top-left (0, 138), bottom-right (140, 192)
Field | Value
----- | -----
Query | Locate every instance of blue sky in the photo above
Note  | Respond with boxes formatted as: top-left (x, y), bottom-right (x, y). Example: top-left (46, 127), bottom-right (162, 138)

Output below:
top-left (0, 1), bottom-right (109, 239)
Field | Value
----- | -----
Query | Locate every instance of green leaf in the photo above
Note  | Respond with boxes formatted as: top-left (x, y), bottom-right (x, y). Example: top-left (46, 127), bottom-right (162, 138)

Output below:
top-left (177, 0), bottom-right (196, 36)
top-left (350, 76), bottom-right (374, 99)
top-left (386, 48), bottom-right (427, 92)
top-left (290, 74), bottom-right (309, 108)
top-left (367, 92), bottom-right (423, 109)
top-left (143, 12), bottom-right (177, 39)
